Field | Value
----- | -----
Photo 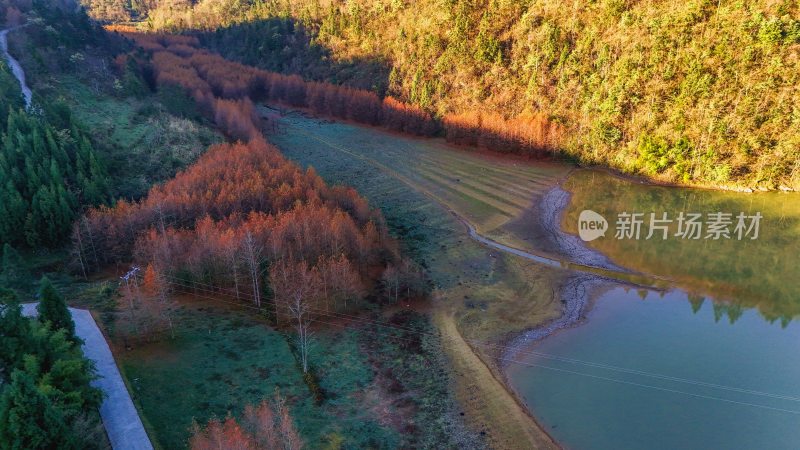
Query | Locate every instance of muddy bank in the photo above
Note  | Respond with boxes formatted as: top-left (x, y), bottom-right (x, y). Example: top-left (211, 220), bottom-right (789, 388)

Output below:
top-left (498, 183), bottom-right (635, 364)
top-left (501, 273), bottom-right (613, 365)
top-left (535, 186), bottom-right (625, 272)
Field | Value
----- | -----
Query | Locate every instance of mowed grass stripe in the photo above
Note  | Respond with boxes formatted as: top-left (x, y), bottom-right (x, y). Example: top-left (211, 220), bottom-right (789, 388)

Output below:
top-left (377, 152), bottom-right (540, 207)
top-left (373, 147), bottom-right (548, 198)
top-left (415, 153), bottom-right (560, 192)
top-left (293, 118), bottom-right (562, 192)
top-left (407, 169), bottom-right (516, 223)
top-left (414, 144), bottom-right (564, 180)
top-left (422, 164), bottom-right (540, 207)
top-left (412, 163), bottom-right (533, 212)
top-left (409, 168), bottom-right (518, 220)
top-left (412, 156), bottom-right (546, 199)
top-left (298, 117), bottom-right (558, 182)
top-left (407, 163), bottom-right (523, 212)
top-left (286, 124), bottom-right (514, 225)
top-left (413, 150), bottom-right (546, 182)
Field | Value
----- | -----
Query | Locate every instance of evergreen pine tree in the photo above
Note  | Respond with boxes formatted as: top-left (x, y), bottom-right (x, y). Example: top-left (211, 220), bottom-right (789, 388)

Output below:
top-left (23, 155), bottom-right (41, 198)
top-left (49, 158), bottom-right (64, 187)
top-left (0, 360), bottom-right (73, 450)
top-left (0, 94), bottom-right (109, 247)
top-left (0, 182), bottom-right (27, 245)
top-left (37, 277), bottom-right (75, 339)
top-left (0, 65), bottom-right (24, 129)
top-left (0, 288), bottom-right (32, 377)
top-left (1, 243), bottom-right (28, 288)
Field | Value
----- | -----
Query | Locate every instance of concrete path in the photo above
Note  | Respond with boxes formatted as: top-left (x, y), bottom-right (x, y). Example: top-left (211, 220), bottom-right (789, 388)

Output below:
top-left (22, 303), bottom-right (153, 450)
top-left (0, 26), bottom-right (33, 108)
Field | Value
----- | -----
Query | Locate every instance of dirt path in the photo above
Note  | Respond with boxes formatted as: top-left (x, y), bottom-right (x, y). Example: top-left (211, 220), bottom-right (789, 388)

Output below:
top-left (434, 310), bottom-right (559, 450)
top-left (1, 26), bottom-right (32, 108)
top-left (22, 303), bottom-right (153, 450)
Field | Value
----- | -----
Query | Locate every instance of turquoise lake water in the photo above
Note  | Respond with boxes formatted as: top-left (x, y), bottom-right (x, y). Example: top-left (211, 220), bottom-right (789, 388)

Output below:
top-left (506, 287), bottom-right (800, 450)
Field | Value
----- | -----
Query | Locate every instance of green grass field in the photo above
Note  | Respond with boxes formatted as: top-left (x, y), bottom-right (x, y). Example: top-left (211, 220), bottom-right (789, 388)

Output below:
top-left (114, 298), bottom-right (466, 449)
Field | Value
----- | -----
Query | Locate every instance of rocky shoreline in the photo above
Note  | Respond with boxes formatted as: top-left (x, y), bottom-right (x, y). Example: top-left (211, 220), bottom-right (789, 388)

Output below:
top-left (536, 186), bottom-right (625, 272)
top-left (499, 185), bottom-right (626, 365)
top-left (501, 273), bottom-right (611, 365)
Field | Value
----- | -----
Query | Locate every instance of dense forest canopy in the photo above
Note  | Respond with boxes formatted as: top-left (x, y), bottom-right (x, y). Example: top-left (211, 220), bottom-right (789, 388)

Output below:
top-left (85, 0), bottom-right (799, 189)
top-left (0, 1), bottom-right (448, 448)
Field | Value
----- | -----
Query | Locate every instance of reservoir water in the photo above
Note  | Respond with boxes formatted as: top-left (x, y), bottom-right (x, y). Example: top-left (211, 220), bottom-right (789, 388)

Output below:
top-left (507, 170), bottom-right (800, 449)
top-left (506, 287), bottom-right (800, 449)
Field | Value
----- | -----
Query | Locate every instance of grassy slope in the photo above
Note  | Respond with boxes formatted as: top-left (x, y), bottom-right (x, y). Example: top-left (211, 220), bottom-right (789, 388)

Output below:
top-left (36, 76), bottom-right (222, 199)
top-left (269, 111), bottom-right (568, 449)
top-left (185, 0), bottom-right (800, 189)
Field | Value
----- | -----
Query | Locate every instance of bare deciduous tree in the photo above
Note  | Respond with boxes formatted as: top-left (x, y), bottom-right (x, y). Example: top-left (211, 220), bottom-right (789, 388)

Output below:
top-left (242, 230), bottom-right (264, 307)
top-left (270, 258), bottom-right (320, 373)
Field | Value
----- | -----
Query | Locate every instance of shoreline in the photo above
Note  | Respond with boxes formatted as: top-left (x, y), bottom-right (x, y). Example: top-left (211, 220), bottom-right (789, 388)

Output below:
top-left (500, 274), bottom-right (612, 365)
top-left (534, 186), bottom-right (625, 272)
top-left (494, 181), bottom-right (660, 441)
top-left (490, 182), bottom-right (620, 448)
top-left (578, 164), bottom-right (796, 193)
top-left (497, 183), bottom-right (636, 359)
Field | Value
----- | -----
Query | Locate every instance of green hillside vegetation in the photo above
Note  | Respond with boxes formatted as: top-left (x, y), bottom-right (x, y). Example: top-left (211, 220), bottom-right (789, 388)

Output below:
top-left (0, 1), bottom-right (118, 249)
top-left (4, 0), bottom-right (222, 206)
top-left (92, 0), bottom-right (800, 189)
top-left (0, 80), bottom-right (110, 248)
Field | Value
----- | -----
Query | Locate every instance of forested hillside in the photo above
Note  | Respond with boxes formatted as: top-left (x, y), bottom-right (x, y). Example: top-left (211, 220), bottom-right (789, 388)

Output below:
top-left (0, 1), bottom-right (112, 248)
top-left (0, 108), bottom-right (109, 247)
top-left (87, 0), bottom-right (799, 189)
top-left (0, 2), bottom-right (464, 448)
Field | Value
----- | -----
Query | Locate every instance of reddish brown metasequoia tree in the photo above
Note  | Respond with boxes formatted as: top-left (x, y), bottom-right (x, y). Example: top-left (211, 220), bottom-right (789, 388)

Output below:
top-left (190, 393), bottom-right (303, 450)
top-left (112, 29), bottom-right (561, 157)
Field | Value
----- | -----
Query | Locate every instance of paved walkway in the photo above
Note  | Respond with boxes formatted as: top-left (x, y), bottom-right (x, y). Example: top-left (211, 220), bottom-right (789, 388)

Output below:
top-left (22, 303), bottom-right (153, 450)
top-left (0, 26), bottom-right (33, 108)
